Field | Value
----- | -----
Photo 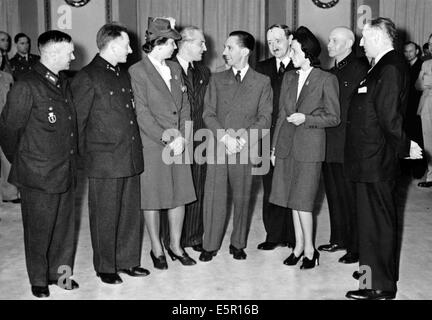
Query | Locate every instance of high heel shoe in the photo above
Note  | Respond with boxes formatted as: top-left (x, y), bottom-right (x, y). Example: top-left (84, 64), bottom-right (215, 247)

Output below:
top-left (283, 251), bottom-right (304, 265)
top-left (150, 250), bottom-right (168, 270)
top-left (300, 249), bottom-right (320, 270)
top-left (167, 247), bottom-right (196, 266)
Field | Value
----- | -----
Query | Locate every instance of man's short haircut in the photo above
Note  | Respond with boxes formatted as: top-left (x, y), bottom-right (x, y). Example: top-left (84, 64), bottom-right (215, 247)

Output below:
top-left (367, 17), bottom-right (397, 45)
top-left (178, 26), bottom-right (202, 48)
top-left (229, 30), bottom-right (255, 52)
top-left (14, 33), bottom-right (30, 44)
top-left (96, 22), bottom-right (128, 50)
top-left (38, 30), bottom-right (72, 50)
top-left (267, 24), bottom-right (292, 39)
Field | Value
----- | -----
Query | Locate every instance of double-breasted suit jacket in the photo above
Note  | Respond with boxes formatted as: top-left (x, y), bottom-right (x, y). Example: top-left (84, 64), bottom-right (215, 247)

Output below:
top-left (129, 54), bottom-right (196, 209)
top-left (270, 68), bottom-right (340, 212)
top-left (201, 67), bottom-right (273, 251)
top-left (273, 68), bottom-right (340, 162)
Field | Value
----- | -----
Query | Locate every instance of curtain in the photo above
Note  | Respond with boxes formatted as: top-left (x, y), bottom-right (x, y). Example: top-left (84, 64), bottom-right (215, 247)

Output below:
top-left (136, 0), bottom-right (266, 72)
top-left (0, 0), bottom-right (20, 58)
top-left (380, 0), bottom-right (432, 49)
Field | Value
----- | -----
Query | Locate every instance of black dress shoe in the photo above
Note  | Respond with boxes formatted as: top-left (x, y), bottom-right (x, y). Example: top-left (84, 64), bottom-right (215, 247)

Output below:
top-left (150, 251), bottom-right (168, 270)
top-left (31, 286), bottom-right (50, 298)
top-left (48, 279), bottom-right (79, 290)
top-left (167, 248), bottom-right (197, 266)
top-left (2, 198), bottom-right (21, 204)
top-left (317, 243), bottom-right (345, 252)
top-left (199, 250), bottom-right (217, 262)
top-left (300, 250), bottom-right (320, 269)
top-left (418, 181), bottom-right (432, 188)
top-left (96, 272), bottom-right (123, 284)
top-left (229, 245), bottom-right (247, 260)
top-left (119, 266), bottom-right (150, 277)
top-left (191, 244), bottom-right (203, 252)
top-left (257, 241), bottom-right (282, 250)
top-left (338, 252), bottom-right (359, 264)
top-left (346, 289), bottom-right (396, 300)
top-left (283, 251), bottom-right (304, 266)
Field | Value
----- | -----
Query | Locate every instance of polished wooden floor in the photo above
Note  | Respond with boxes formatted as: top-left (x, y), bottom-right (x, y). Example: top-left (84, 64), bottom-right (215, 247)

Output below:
top-left (0, 170), bottom-right (431, 300)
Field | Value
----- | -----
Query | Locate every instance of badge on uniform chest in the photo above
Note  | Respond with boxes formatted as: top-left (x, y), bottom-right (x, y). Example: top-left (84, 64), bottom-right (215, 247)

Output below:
top-left (48, 112), bottom-right (57, 124)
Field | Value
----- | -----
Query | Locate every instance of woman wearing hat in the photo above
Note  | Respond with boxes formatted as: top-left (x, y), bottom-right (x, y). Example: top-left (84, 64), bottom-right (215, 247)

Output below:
top-left (270, 26), bottom-right (340, 269)
top-left (129, 17), bottom-right (197, 269)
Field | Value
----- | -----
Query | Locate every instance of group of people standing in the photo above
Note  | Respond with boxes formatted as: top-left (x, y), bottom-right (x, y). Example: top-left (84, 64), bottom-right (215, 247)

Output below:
top-left (0, 15), bottom-right (423, 301)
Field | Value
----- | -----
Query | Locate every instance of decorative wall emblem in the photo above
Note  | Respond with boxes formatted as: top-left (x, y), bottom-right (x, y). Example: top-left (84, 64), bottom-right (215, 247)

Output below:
top-left (64, 0), bottom-right (90, 7)
top-left (312, 0), bottom-right (339, 9)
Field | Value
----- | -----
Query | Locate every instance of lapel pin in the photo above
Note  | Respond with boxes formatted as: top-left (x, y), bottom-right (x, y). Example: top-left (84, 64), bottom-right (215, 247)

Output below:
top-left (48, 112), bottom-right (57, 124)
top-left (174, 75), bottom-right (178, 80)
top-left (200, 80), bottom-right (203, 84)
top-left (306, 80), bottom-right (310, 86)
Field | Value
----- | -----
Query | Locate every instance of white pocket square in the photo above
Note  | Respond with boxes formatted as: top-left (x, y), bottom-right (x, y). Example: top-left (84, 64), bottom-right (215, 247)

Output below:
top-left (358, 86), bottom-right (367, 94)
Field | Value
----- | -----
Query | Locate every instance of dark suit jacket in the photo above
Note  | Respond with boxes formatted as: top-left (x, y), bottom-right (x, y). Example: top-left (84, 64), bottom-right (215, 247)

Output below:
top-left (344, 50), bottom-right (411, 182)
top-left (326, 53), bottom-right (369, 163)
top-left (273, 68), bottom-right (340, 162)
top-left (71, 54), bottom-right (144, 179)
top-left (172, 56), bottom-right (210, 134)
top-left (0, 62), bottom-right (77, 193)
top-left (203, 67), bottom-right (273, 157)
top-left (255, 57), bottom-right (296, 142)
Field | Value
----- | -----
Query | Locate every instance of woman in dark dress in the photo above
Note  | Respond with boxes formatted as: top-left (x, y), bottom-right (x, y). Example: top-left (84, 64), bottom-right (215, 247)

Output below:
top-left (270, 26), bottom-right (340, 269)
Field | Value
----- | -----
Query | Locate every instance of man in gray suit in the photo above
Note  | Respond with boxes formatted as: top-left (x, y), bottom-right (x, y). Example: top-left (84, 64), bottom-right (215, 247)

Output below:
top-left (199, 31), bottom-right (272, 262)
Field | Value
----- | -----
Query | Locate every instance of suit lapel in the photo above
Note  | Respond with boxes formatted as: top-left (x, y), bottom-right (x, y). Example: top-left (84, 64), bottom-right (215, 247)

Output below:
top-left (296, 68), bottom-right (318, 109)
top-left (231, 68), bottom-right (259, 109)
top-left (283, 72), bottom-right (298, 115)
top-left (142, 54), bottom-right (174, 101)
top-left (169, 63), bottom-right (183, 110)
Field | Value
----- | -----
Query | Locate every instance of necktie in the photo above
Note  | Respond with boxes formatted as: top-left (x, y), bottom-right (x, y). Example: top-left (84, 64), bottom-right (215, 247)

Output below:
top-left (235, 70), bottom-right (242, 83)
top-left (278, 62), bottom-right (286, 76)
top-left (187, 62), bottom-right (194, 84)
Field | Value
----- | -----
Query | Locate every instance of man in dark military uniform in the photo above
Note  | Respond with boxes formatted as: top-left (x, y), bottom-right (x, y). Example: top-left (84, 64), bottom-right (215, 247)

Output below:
top-left (318, 27), bottom-right (368, 264)
top-left (0, 30), bottom-right (78, 298)
top-left (10, 33), bottom-right (40, 80)
top-left (255, 24), bottom-right (296, 251)
top-left (71, 23), bottom-right (149, 285)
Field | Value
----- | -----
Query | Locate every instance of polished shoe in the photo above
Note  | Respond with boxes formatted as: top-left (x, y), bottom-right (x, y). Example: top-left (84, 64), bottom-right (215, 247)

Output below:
top-left (31, 286), bottom-right (50, 298)
top-left (346, 289), bottom-right (396, 300)
top-left (317, 243), bottom-right (345, 252)
top-left (48, 279), bottom-right (79, 290)
top-left (167, 247), bottom-right (197, 266)
top-left (338, 252), bottom-right (359, 264)
top-left (199, 250), bottom-right (217, 262)
top-left (119, 266), bottom-right (150, 277)
top-left (257, 241), bottom-right (286, 250)
top-left (300, 250), bottom-right (320, 269)
top-left (2, 198), bottom-right (21, 204)
top-left (283, 251), bottom-right (304, 266)
top-left (150, 250), bottom-right (168, 270)
top-left (418, 181), bottom-right (432, 188)
top-left (96, 272), bottom-right (123, 284)
top-left (191, 244), bottom-right (203, 252)
top-left (229, 245), bottom-right (247, 260)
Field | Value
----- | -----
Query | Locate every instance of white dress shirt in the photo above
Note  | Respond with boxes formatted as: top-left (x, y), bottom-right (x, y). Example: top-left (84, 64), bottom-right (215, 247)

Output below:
top-left (148, 54), bottom-right (172, 91)
top-left (296, 67), bottom-right (314, 101)
top-left (232, 64), bottom-right (250, 82)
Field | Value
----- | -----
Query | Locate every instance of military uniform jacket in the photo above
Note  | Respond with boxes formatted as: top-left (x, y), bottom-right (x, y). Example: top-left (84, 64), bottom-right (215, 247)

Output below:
top-left (326, 53), bottom-right (369, 163)
top-left (10, 53), bottom-right (40, 80)
top-left (344, 50), bottom-right (411, 183)
top-left (71, 55), bottom-right (144, 179)
top-left (0, 62), bottom-right (77, 194)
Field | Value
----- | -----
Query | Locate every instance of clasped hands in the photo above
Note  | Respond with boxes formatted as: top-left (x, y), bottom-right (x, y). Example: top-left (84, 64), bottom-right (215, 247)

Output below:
top-left (168, 136), bottom-right (186, 156)
top-left (221, 134), bottom-right (247, 156)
